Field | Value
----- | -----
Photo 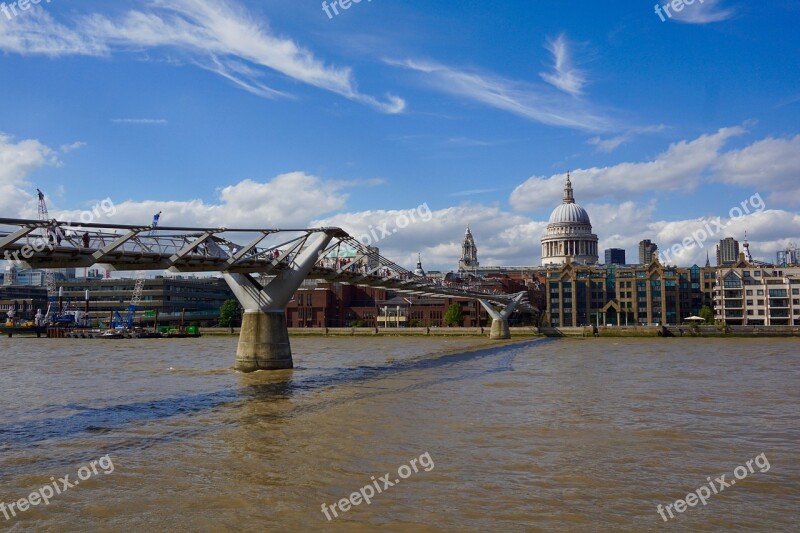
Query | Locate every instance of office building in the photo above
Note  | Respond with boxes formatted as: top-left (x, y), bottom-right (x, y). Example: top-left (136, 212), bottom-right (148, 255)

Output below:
top-left (639, 240), bottom-right (658, 265)
top-left (604, 248), bottom-right (626, 265)
top-left (716, 237), bottom-right (740, 266)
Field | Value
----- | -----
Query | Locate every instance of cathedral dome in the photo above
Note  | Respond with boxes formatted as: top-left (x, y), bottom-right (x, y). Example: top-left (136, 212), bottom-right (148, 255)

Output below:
top-left (548, 202), bottom-right (591, 225)
top-left (540, 174), bottom-right (599, 266)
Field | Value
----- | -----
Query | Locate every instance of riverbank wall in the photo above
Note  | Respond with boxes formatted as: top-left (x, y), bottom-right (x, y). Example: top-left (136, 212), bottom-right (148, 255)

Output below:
top-left (201, 325), bottom-right (800, 338)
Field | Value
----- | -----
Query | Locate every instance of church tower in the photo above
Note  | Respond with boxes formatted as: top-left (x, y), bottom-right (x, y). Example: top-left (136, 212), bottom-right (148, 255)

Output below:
top-left (458, 226), bottom-right (479, 271)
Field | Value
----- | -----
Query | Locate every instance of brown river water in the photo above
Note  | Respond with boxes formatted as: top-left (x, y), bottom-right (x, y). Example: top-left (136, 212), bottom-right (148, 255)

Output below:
top-left (0, 336), bottom-right (798, 532)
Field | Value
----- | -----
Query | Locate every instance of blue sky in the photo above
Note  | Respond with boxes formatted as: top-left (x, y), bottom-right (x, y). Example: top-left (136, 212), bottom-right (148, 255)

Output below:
top-left (1, 0), bottom-right (799, 269)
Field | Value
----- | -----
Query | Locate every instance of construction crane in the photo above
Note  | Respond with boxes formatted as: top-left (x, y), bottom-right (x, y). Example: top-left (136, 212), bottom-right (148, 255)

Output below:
top-left (112, 271), bottom-right (146, 330)
top-left (37, 189), bottom-right (59, 322)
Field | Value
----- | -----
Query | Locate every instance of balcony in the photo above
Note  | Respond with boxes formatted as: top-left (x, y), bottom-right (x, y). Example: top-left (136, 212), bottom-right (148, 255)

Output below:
top-left (769, 299), bottom-right (790, 308)
top-left (723, 300), bottom-right (743, 309)
top-left (769, 311), bottom-right (790, 319)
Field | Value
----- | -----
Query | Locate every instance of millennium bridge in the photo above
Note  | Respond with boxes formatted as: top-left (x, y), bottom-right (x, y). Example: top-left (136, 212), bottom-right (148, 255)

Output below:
top-left (0, 218), bottom-right (538, 371)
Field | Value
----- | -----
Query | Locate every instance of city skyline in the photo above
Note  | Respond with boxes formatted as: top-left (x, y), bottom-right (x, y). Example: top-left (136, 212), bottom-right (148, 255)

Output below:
top-left (1, 0), bottom-right (799, 270)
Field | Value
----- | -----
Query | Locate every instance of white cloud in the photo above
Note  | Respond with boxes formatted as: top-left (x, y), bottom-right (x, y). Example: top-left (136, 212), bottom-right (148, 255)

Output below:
top-left (57, 172), bottom-right (351, 229)
top-left (539, 34), bottom-right (586, 97)
top-left (313, 204), bottom-right (542, 269)
top-left (388, 59), bottom-right (611, 132)
top-left (511, 125), bottom-right (749, 211)
top-left (0, 0), bottom-right (404, 114)
top-left (650, 209), bottom-right (800, 266)
top-left (0, 133), bottom-right (60, 218)
top-left (712, 135), bottom-right (800, 205)
top-left (312, 198), bottom-right (800, 270)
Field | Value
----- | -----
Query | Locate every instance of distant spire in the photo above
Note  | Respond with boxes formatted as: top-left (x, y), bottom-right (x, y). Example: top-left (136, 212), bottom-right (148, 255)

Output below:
top-left (563, 172), bottom-right (575, 204)
top-left (414, 253), bottom-right (426, 277)
top-left (705, 250), bottom-right (711, 268)
top-left (743, 231), bottom-right (752, 262)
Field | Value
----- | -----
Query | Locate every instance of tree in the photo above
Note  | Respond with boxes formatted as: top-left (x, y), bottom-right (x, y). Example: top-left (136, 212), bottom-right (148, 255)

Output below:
top-left (219, 299), bottom-right (241, 327)
top-left (444, 304), bottom-right (464, 327)
top-left (699, 305), bottom-right (714, 324)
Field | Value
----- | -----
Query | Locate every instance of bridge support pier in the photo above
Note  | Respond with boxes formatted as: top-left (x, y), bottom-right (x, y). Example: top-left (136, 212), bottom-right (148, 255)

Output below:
top-left (236, 311), bottom-right (292, 371)
top-left (223, 232), bottom-right (334, 372)
top-left (479, 293), bottom-right (525, 340)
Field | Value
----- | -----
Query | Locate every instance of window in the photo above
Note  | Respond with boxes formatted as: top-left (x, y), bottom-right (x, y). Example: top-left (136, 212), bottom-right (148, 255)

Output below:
top-left (723, 272), bottom-right (742, 288)
top-left (793, 289), bottom-right (799, 295)
top-left (757, 290), bottom-right (764, 296)
top-left (746, 290), bottom-right (753, 296)
top-left (746, 300), bottom-right (753, 305)
top-left (754, 271), bottom-right (761, 277)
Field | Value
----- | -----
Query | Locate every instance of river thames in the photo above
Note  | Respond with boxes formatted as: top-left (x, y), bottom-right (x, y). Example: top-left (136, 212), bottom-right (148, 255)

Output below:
top-left (1, 336), bottom-right (798, 532)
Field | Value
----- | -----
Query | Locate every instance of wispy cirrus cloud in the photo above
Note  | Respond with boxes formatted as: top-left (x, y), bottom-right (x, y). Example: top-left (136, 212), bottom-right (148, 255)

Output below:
top-left (588, 124), bottom-right (667, 152)
top-left (387, 58), bottom-right (612, 132)
top-left (539, 33), bottom-right (586, 97)
top-left (0, 10), bottom-right (109, 56)
top-left (0, 0), bottom-right (404, 114)
top-left (60, 141), bottom-right (87, 153)
top-left (112, 118), bottom-right (168, 125)
top-left (449, 188), bottom-right (501, 197)
top-left (670, 0), bottom-right (735, 24)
